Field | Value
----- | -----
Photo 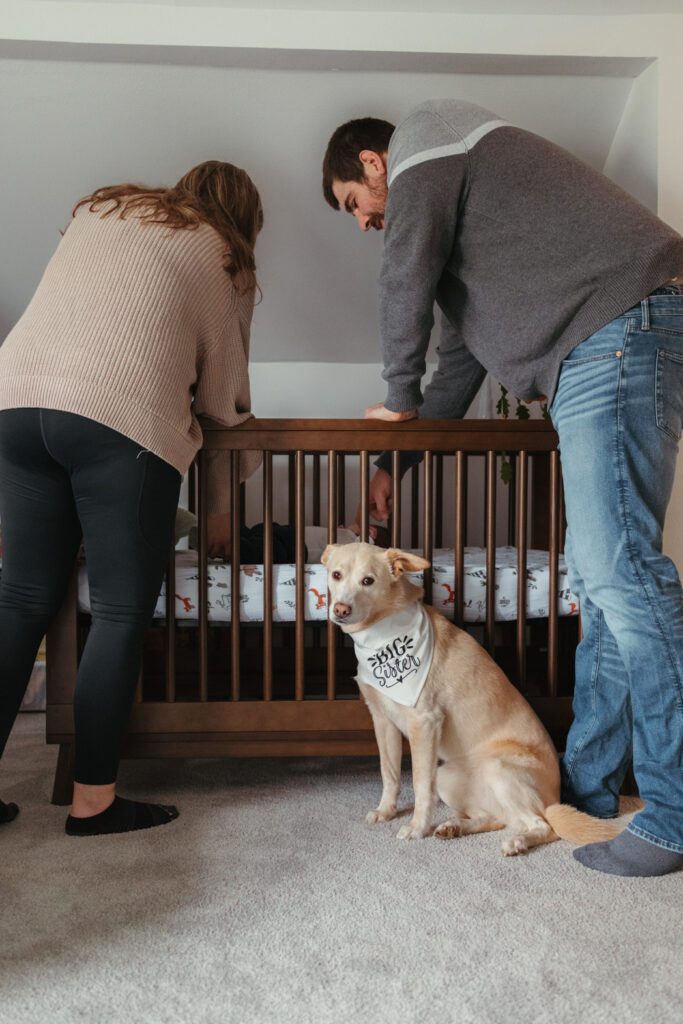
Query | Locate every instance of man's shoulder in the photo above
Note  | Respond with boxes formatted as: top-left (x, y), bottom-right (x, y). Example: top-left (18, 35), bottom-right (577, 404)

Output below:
top-left (391, 99), bottom-right (504, 144)
top-left (387, 99), bottom-right (510, 184)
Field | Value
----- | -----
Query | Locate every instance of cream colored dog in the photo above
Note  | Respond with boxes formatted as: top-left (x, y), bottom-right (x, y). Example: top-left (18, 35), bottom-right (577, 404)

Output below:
top-left (322, 542), bottom-right (638, 856)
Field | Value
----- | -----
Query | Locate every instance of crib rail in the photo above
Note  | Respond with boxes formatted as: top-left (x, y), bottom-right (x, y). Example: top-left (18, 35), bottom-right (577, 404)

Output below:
top-left (180, 418), bottom-right (570, 707)
top-left (46, 418), bottom-right (577, 797)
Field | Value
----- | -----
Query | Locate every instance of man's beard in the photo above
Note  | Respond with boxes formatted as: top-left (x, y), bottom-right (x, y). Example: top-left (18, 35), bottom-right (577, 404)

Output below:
top-left (366, 177), bottom-right (387, 230)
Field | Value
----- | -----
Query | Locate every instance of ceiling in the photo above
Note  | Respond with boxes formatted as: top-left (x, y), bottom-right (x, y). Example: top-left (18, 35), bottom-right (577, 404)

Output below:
top-left (30, 0), bottom-right (683, 12)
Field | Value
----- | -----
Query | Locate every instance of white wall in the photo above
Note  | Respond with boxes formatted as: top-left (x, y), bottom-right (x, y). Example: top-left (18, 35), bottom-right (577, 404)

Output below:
top-left (603, 60), bottom-right (658, 211)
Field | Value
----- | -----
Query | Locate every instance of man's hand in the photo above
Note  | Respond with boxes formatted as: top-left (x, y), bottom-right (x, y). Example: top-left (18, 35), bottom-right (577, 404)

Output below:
top-left (354, 404), bottom-right (415, 525)
top-left (353, 468), bottom-right (394, 526)
top-left (206, 513), bottom-right (232, 560)
top-left (364, 403), bottom-right (418, 422)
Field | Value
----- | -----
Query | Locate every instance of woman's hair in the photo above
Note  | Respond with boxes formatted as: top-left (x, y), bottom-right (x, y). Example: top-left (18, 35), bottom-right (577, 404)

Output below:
top-left (72, 161), bottom-right (263, 294)
top-left (322, 117), bottom-right (395, 209)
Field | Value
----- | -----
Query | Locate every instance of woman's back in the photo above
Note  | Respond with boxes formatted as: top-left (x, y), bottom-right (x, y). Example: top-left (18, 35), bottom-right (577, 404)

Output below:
top-left (0, 201), bottom-right (254, 476)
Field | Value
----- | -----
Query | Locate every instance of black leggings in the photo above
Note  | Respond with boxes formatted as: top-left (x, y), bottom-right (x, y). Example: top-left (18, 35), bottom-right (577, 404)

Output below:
top-left (0, 408), bottom-right (181, 785)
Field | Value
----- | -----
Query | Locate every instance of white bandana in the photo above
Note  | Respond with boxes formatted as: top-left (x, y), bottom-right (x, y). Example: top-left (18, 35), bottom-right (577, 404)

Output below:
top-left (351, 603), bottom-right (434, 707)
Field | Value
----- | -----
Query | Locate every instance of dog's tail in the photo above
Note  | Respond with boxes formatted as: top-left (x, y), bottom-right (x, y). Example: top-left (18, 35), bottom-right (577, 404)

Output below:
top-left (544, 796), bottom-right (644, 844)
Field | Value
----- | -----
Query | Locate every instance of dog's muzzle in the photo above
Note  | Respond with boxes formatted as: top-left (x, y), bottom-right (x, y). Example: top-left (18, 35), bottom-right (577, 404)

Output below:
top-left (332, 601), bottom-right (353, 622)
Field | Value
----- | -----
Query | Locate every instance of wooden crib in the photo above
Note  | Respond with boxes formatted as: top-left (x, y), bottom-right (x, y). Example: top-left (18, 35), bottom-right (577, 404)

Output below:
top-left (46, 417), bottom-right (578, 804)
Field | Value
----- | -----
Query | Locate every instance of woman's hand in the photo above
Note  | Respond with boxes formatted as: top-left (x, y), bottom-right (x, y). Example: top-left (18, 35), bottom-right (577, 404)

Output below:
top-left (364, 402), bottom-right (418, 422)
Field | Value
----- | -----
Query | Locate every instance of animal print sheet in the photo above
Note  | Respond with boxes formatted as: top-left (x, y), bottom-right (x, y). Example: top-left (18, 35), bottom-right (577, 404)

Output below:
top-left (77, 547), bottom-right (579, 624)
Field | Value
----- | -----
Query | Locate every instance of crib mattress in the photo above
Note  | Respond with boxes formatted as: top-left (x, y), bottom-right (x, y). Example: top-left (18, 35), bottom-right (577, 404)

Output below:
top-left (76, 547), bottom-right (579, 624)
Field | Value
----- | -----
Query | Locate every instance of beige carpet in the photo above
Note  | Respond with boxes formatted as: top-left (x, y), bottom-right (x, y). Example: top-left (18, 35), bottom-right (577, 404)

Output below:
top-left (2, 713), bottom-right (682, 1024)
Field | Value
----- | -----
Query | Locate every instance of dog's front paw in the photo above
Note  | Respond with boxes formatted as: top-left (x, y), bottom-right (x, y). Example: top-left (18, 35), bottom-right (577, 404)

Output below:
top-left (397, 821), bottom-right (431, 840)
top-left (366, 807), bottom-right (397, 824)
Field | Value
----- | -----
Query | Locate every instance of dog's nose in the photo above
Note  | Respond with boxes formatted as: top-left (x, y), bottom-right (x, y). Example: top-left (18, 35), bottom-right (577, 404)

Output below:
top-left (333, 602), bottom-right (352, 620)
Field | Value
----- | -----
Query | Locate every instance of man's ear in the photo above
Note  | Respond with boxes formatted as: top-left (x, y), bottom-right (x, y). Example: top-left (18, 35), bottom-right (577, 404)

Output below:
top-left (359, 149), bottom-right (387, 178)
top-left (384, 548), bottom-right (431, 577)
top-left (321, 544), bottom-right (338, 566)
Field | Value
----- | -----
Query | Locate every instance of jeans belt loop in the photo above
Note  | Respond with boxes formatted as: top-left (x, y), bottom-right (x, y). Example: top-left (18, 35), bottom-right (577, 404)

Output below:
top-left (640, 296), bottom-right (650, 331)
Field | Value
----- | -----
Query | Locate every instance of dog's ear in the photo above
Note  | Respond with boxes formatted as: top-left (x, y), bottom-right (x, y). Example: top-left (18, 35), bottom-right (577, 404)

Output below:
top-left (321, 544), bottom-right (337, 566)
top-left (384, 548), bottom-right (431, 577)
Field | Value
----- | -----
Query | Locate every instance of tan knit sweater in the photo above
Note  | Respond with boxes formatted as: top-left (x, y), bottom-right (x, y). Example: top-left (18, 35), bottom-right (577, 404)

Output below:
top-left (0, 203), bottom-right (261, 513)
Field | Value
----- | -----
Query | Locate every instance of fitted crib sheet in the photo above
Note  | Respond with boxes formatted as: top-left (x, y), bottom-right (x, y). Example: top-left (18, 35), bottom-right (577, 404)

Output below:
top-left (76, 547), bottom-right (579, 624)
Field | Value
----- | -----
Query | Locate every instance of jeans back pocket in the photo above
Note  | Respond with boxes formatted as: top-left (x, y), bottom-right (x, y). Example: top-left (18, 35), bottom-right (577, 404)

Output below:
top-left (656, 348), bottom-right (683, 442)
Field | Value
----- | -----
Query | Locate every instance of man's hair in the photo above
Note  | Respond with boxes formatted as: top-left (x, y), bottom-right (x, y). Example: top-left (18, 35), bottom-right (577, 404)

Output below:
top-left (322, 117), bottom-right (396, 209)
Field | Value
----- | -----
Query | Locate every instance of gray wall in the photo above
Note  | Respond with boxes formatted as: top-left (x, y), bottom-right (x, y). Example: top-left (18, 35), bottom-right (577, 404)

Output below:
top-left (1, 59), bottom-right (644, 364)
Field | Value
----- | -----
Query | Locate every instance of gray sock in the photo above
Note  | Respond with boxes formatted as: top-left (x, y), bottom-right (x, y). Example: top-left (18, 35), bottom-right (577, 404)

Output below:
top-left (573, 828), bottom-right (683, 877)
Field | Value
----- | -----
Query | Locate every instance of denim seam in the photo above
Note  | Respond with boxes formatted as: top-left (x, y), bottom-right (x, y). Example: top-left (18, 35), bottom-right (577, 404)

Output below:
top-left (647, 328), bottom-right (683, 337)
top-left (626, 822), bottom-right (683, 854)
top-left (563, 606), bottom-right (603, 784)
top-left (618, 323), bottom-right (683, 718)
top-left (564, 324), bottom-right (628, 786)
top-left (560, 353), bottom-right (620, 369)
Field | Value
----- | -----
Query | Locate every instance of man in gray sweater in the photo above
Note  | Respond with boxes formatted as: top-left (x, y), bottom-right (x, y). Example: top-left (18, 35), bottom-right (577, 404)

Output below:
top-left (322, 100), bottom-right (683, 877)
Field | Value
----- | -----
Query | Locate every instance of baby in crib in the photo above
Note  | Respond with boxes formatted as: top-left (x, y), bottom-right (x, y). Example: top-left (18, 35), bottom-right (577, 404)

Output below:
top-left (174, 508), bottom-right (387, 563)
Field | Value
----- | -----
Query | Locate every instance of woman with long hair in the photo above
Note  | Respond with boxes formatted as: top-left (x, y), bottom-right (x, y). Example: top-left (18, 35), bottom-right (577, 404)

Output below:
top-left (0, 160), bottom-right (263, 836)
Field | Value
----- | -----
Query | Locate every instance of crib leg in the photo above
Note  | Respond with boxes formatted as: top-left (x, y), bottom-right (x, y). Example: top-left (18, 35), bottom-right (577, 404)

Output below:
top-left (51, 743), bottom-right (75, 806)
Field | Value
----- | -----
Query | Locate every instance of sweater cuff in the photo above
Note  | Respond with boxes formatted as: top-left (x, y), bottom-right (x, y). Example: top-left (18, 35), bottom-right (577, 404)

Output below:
top-left (383, 381), bottom-right (423, 413)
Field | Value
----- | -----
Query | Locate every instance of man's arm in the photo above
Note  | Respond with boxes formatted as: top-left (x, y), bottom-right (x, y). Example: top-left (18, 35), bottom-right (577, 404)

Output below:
top-left (379, 113), bottom-right (470, 414)
top-left (374, 312), bottom-right (486, 476)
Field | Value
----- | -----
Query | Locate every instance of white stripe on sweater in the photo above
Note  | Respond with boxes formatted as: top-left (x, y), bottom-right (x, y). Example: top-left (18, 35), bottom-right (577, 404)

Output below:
top-left (388, 118), bottom-right (510, 187)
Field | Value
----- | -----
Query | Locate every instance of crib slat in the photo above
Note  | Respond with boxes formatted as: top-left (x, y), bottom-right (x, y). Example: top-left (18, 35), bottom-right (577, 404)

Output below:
top-left (165, 542), bottom-right (176, 702)
top-left (435, 455), bottom-right (444, 548)
top-left (313, 454), bottom-right (321, 526)
top-left (507, 456), bottom-right (517, 545)
top-left (423, 451), bottom-right (433, 605)
top-left (288, 454), bottom-right (295, 526)
top-left (188, 461), bottom-right (196, 515)
top-left (484, 451), bottom-right (496, 654)
top-left (337, 454), bottom-right (346, 525)
top-left (263, 452), bottom-right (273, 701)
top-left (360, 451), bottom-right (369, 542)
top-left (311, 454), bottom-right (322, 652)
top-left (411, 466), bottom-right (419, 548)
top-left (335, 453), bottom-right (346, 681)
top-left (454, 451), bottom-right (466, 629)
top-left (548, 449), bottom-right (560, 697)
top-left (327, 450), bottom-right (338, 700)
top-left (231, 450), bottom-right (241, 701)
top-left (295, 451), bottom-right (305, 700)
top-left (391, 451), bottom-right (401, 548)
top-left (198, 450), bottom-right (209, 702)
top-left (515, 451), bottom-right (529, 689)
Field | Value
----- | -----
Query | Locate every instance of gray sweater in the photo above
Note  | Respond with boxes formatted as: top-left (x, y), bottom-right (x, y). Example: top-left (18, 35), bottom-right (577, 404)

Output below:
top-left (377, 99), bottom-right (683, 428)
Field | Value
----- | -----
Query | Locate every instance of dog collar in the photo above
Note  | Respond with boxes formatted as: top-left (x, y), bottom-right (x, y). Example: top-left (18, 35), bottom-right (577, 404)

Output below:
top-left (350, 603), bottom-right (434, 707)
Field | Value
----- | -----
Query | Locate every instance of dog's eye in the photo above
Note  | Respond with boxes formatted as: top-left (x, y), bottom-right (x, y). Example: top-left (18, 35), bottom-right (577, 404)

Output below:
top-left (361, 576), bottom-right (375, 586)
top-left (331, 570), bottom-right (342, 581)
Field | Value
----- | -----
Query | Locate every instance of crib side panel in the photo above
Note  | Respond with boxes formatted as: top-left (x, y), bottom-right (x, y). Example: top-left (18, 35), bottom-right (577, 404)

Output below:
top-left (45, 419), bottom-right (576, 762)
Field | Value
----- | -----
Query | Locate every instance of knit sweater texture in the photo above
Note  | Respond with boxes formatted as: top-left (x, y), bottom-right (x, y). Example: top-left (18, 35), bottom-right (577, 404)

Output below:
top-left (0, 202), bottom-right (260, 513)
top-left (377, 99), bottom-right (683, 419)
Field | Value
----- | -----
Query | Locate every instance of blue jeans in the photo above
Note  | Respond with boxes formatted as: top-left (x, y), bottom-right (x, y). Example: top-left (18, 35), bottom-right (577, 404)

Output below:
top-left (549, 289), bottom-right (683, 853)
